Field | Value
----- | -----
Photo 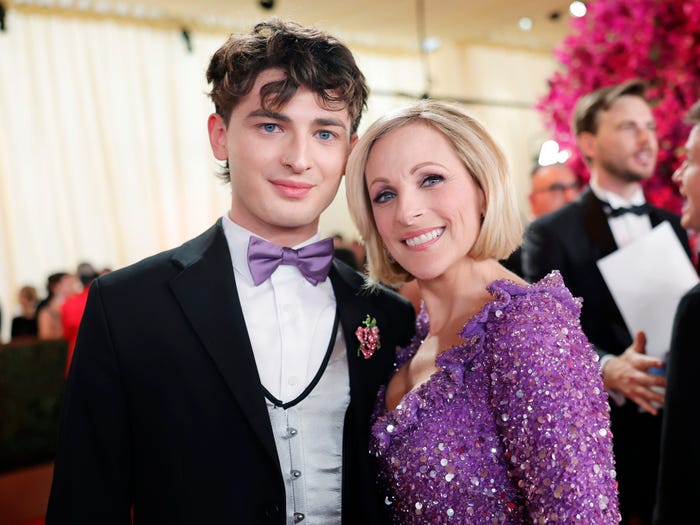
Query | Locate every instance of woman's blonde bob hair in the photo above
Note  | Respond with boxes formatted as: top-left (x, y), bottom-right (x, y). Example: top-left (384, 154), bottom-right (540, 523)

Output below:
top-left (346, 100), bottom-right (522, 288)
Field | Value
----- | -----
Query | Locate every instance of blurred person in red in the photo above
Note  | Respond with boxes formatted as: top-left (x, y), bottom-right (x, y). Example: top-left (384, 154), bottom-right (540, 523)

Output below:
top-left (61, 262), bottom-right (99, 374)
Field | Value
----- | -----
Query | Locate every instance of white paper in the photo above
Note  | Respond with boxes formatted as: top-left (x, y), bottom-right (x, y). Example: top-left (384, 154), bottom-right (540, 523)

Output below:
top-left (597, 221), bottom-right (699, 359)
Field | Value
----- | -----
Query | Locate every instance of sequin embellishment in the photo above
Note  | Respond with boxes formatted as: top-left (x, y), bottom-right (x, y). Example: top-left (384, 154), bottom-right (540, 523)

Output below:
top-left (370, 272), bottom-right (620, 524)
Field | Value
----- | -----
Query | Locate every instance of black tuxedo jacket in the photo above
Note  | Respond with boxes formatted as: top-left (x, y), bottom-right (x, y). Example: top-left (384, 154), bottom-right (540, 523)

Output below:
top-left (46, 221), bottom-right (415, 525)
top-left (653, 283), bottom-right (700, 525)
top-left (521, 187), bottom-right (691, 520)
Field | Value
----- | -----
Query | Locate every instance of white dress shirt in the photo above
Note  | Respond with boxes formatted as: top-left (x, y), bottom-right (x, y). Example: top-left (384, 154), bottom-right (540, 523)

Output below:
top-left (589, 180), bottom-right (652, 248)
top-left (221, 213), bottom-right (337, 403)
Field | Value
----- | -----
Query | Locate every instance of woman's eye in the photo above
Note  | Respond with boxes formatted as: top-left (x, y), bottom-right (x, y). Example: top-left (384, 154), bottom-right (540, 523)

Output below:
top-left (422, 174), bottom-right (444, 187)
top-left (373, 190), bottom-right (395, 204)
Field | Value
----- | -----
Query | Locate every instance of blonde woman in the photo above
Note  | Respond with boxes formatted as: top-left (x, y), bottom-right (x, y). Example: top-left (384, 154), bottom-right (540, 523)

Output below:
top-left (346, 100), bottom-right (620, 524)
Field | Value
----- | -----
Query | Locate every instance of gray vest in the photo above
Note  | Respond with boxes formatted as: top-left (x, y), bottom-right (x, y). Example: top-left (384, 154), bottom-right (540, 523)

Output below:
top-left (266, 323), bottom-right (350, 524)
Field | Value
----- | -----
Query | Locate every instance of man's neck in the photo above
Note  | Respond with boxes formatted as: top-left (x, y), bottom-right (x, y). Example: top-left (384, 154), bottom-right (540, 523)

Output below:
top-left (590, 172), bottom-right (641, 201)
top-left (227, 210), bottom-right (319, 248)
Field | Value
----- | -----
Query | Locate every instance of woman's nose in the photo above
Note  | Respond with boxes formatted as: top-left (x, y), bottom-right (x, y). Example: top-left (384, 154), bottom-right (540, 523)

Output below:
top-left (396, 194), bottom-right (423, 225)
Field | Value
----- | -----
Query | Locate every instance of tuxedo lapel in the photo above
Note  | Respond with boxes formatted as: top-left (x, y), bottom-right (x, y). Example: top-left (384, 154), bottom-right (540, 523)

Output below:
top-left (581, 188), bottom-right (618, 258)
top-left (168, 222), bottom-right (278, 467)
top-left (649, 209), bottom-right (663, 228)
top-left (329, 262), bottom-right (367, 393)
top-left (329, 261), bottom-right (386, 525)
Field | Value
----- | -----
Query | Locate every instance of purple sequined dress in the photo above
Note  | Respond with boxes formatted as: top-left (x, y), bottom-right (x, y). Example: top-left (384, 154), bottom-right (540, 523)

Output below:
top-left (371, 272), bottom-right (620, 524)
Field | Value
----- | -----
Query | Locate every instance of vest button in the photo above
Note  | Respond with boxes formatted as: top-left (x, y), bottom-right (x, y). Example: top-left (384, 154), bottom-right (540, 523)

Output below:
top-left (294, 512), bottom-right (305, 522)
top-left (291, 469), bottom-right (302, 478)
top-left (288, 427), bottom-right (298, 437)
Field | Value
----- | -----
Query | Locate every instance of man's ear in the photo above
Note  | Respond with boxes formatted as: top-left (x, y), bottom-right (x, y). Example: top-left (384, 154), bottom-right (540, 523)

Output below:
top-left (208, 113), bottom-right (228, 161)
top-left (577, 131), bottom-right (596, 161)
top-left (341, 134), bottom-right (359, 179)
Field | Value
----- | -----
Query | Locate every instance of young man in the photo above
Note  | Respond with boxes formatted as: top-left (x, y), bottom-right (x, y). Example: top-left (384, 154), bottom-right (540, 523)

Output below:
top-left (47, 19), bottom-right (414, 525)
top-left (522, 79), bottom-right (691, 525)
top-left (653, 100), bottom-right (700, 525)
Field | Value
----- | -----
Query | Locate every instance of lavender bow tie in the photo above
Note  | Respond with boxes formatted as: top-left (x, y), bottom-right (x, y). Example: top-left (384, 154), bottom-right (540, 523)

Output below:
top-left (247, 236), bottom-right (334, 286)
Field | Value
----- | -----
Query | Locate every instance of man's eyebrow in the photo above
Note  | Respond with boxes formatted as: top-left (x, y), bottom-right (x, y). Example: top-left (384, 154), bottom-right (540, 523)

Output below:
top-left (247, 108), bottom-right (289, 121)
top-left (313, 117), bottom-right (348, 129)
top-left (247, 109), bottom-right (348, 130)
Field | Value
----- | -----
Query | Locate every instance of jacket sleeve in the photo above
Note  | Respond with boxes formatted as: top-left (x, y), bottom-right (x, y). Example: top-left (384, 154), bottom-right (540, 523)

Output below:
top-left (653, 286), bottom-right (700, 523)
top-left (490, 290), bottom-right (620, 524)
top-left (46, 279), bottom-right (133, 524)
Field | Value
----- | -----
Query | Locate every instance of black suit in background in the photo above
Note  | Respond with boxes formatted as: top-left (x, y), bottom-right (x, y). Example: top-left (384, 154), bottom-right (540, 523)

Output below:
top-left (653, 282), bottom-right (700, 525)
top-left (46, 220), bottom-right (415, 525)
top-left (522, 188), bottom-right (691, 524)
top-left (499, 245), bottom-right (523, 278)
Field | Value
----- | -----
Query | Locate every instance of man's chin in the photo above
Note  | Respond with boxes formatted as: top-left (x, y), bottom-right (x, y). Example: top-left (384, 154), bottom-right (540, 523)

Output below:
top-left (682, 209), bottom-right (700, 231)
top-left (620, 169), bottom-right (653, 183)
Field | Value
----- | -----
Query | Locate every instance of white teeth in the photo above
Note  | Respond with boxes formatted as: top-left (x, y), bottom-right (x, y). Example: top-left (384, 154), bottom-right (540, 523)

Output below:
top-left (405, 228), bottom-right (444, 247)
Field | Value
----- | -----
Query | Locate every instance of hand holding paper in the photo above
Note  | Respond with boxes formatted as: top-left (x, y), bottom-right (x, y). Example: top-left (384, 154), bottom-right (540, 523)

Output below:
top-left (597, 222), bottom-right (699, 360)
top-left (602, 331), bottom-right (666, 415)
top-left (597, 222), bottom-right (698, 412)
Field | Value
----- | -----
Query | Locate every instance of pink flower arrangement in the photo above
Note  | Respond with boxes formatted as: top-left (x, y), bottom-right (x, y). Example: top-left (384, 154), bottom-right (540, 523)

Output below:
top-left (537, 0), bottom-right (700, 212)
top-left (355, 315), bottom-right (381, 359)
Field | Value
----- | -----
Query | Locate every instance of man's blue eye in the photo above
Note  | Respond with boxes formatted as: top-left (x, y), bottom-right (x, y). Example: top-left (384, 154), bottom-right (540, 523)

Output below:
top-left (318, 130), bottom-right (333, 140)
top-left (262, 123), bottom-right (278, 132)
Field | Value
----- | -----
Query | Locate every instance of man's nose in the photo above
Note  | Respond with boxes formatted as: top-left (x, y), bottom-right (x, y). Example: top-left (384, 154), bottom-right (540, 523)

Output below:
top-left (282, 136), bottom-right (312, 173)
top-left (672, 161), bottom-right (686, 186)
top-left (564, 186), bottom-right (580, 202)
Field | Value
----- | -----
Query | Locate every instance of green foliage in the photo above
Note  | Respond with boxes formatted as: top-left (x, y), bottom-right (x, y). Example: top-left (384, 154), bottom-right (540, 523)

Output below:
top-left (0, 340), bottom-right (67, 473)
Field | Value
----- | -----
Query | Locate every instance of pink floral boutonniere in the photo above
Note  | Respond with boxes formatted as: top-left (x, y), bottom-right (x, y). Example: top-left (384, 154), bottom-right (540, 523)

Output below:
top-left (355, 314), bottom-right (381, 360)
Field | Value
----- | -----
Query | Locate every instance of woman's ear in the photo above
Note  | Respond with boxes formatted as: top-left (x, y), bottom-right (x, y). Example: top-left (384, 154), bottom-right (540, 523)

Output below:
top-left (479, 186), bottom-right (487, 219)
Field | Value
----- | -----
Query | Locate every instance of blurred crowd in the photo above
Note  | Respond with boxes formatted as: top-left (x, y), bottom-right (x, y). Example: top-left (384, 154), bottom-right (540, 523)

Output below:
top-left (1, 262), bottom-right (110, 368)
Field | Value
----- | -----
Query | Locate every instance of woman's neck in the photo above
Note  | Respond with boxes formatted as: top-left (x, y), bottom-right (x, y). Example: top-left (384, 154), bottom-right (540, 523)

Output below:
top-left (417, 257), bottom-right (499, 336)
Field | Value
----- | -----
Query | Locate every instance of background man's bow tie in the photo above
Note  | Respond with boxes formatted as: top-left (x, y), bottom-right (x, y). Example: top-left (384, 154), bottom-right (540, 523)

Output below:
top-left (247, 236), bottom-right (334, 286)
top-left (602, 202), bottom-right (652, 218)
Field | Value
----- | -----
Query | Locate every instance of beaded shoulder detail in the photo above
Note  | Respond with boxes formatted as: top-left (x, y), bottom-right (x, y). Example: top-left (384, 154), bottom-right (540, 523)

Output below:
top-left (395, 270), bottom-right (577, 371)
top-left (453, 270), bottom-right (579, 358)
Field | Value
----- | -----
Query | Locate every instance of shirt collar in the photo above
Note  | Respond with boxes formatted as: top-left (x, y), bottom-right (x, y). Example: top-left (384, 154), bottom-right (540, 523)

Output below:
top-left (221, 212), bottom-right (322, 285)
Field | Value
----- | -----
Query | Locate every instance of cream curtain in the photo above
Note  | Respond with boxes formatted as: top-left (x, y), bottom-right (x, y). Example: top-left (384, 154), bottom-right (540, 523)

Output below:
top-left (0, 12), bottom-right (231, 341)
top-left (0, 9), bottom-right (555, 341)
